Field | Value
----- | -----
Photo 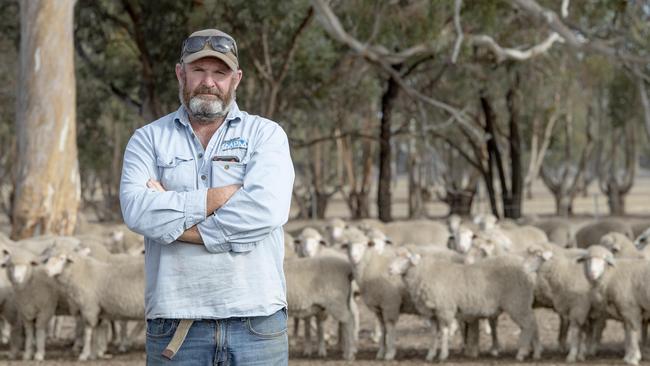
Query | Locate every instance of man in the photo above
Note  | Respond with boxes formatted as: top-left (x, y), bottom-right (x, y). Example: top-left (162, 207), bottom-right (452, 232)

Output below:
top-left (120, 29), bottom-right (294, 365)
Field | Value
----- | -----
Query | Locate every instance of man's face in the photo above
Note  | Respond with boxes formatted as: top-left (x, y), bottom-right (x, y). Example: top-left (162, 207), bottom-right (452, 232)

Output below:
top-left (176, 57), bottom-right (242, 124)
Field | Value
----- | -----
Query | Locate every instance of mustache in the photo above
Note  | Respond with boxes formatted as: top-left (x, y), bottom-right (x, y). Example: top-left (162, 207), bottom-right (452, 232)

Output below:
top-left (192, 86), bottom-right (223, 98)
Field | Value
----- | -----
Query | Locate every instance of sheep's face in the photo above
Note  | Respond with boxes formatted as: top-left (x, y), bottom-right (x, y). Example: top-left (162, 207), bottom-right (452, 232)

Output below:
top-left (3, 254), bottom-right (38, 288)
top-left (523, 247), bottom-right (553, 273)
top-left (584, 256), bottom-right (607, 281)
top-left (346, 240), bottom-right (368, 264)
top-left (367, 231), bottom-right (388, 254)
top-left (600, 233), bottom-right (626, 254)
top-left (579, 248), bottom-right (614, 282)
top-left (294, 236), bottom-right (324, 258)
top-left (44, 254), bottom-right (71, 278)
top-left (452, 227), bottom-right (473, 254)
top-left (111, 230), bottom-right (125, 244)
top-left (325, 219), bottom-right (346, 241)
top-left (635, 229), bottom-right (650, 250)
top-left (388, 249), bottom-right (420, 276)
top-left (476, 214), bottom-right (497, 231)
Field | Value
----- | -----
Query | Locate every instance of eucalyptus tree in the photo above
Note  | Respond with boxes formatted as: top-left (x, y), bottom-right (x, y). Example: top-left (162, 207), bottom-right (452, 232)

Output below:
top-left (13, 0), bottom-right (79, 239)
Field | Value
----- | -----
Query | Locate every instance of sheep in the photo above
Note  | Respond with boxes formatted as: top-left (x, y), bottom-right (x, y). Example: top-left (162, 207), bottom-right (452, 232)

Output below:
top-left (341, 227), bottom-right (420, 360)
top-left (43, 251), bottom-right (144, 361)
top-left (290, 227), bottom-right (358, 351)
top-left (577, 245), bottom-right (650, 366)
top-left (293, 227), bottom-right (338, 259)
top-left (520, 216), bottom-right (574, 248)
top-left (575, 219), bottom-right (634, 248)
top-left (599, 232), bottom-right (646, 259)
top-left (284, 255), bottom-right (357, 360)
top-left (0, 242), bottom-right (77, 361)
top-left (524, 244), bottom-right (592, 362)
top-left (323, 218), bottom-right (347, 246)
top-left (389, 249), bottom-right (541, 362)
top-left (382, 219), bottom-right (449, 246)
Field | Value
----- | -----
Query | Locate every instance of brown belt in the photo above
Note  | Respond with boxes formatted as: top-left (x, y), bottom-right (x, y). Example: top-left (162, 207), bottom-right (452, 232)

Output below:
top-left (162, 319), bottom-right (194, 360)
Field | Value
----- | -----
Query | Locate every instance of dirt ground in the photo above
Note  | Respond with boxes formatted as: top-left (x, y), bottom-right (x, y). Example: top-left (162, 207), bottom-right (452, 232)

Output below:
top-left (0, 306), bottom-right (648, 365)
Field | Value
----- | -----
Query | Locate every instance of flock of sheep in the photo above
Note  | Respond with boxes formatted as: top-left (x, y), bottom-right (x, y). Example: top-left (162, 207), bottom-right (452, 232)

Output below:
top-left (0, 224), bottom-right (144, 361)
top-left (284, 215), bottom-right (650, 365)
top-left (0, 215), bottom-right (649, 364)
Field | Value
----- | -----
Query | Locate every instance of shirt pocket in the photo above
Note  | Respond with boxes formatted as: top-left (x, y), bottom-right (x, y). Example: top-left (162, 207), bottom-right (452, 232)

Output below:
top-left (156, 154), bottom-right (195, 192)
top-left (210, 161), bottom-right (246, 188)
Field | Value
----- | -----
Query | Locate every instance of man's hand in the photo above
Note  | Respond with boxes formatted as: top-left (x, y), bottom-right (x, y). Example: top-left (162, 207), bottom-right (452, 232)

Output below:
top-left (207, 184), bottom-right (241, 214)
top-left (146, 179), bottom-right (240, 245)
top-left (147, 179), bottom-right (165, 192)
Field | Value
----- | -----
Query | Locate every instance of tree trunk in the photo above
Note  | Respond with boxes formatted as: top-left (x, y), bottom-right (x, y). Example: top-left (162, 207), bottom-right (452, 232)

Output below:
top-left (447, 189), bottom-right (476, 216)
top-left (554, 191), bottom-right (573, 217)
top-left (605, 181), bottom-right (625, 216)
top-left (377, 70), bottom-right (400, 222)
top-left (12, 0), bottom-right (80, 239)
top-left (504, 79), bottom-right (523, 219)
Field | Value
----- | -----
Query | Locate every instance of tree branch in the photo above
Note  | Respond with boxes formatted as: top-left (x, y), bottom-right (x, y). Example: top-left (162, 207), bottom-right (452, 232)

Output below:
top-left (512, 0), bottom-right (650, 64)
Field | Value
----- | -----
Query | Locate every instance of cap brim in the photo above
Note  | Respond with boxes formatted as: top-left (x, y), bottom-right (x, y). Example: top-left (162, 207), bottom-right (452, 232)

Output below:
top-left (183, 50), bottom-right (238, 70)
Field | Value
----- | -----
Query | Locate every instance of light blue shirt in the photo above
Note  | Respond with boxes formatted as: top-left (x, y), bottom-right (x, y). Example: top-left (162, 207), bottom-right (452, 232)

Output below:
top-left (119, 103), bottom-right (294, 319)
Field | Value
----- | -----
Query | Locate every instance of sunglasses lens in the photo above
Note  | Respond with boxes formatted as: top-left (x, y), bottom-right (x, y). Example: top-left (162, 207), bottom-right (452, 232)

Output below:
top-left (184, 36), bottom-right (208, 53)
top-left (210, 37), bottom-right (236, 56)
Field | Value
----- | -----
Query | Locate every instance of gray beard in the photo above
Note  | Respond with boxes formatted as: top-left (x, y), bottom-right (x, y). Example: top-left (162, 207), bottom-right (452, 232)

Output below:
top-left (187, 96), bottom-right (232, 124)
top-left (178, 85), bottom-right (234, 125)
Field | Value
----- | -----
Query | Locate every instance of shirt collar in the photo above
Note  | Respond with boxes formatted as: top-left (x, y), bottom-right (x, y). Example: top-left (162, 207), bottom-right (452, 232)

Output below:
top-left (173, 102), bottom-right (242, 129)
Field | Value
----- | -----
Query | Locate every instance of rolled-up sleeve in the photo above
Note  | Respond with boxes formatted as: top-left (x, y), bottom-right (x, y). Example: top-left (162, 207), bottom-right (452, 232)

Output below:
top-left (197, 122), bottom-right (294, 253)
top-left (120, 128), bottom-right (207, 244)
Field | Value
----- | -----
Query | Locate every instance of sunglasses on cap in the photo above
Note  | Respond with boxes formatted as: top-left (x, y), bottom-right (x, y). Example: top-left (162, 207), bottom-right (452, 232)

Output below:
top-left (182, 36), bottom-right (238, 57)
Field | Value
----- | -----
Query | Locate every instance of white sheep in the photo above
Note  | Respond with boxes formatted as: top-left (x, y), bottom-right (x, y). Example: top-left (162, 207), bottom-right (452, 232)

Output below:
top-left (524, 244), bottom-right (592, 362)
top-left (284, 255), bottom-right (357, 360)
top-left (0, 242), bottom-right (77, 361)
top-left (575, 219), bottom-right (634, 248)
top-left (43, 251), bottom-right (144, 361)
top-left (389, 249), bottom-right (541, 362)
top-left (341, 227), bottom-right (420, 360)
top-left (578, 245), bottom-right (650, 365)
top-left (291, 227), bottom-right (359, 352)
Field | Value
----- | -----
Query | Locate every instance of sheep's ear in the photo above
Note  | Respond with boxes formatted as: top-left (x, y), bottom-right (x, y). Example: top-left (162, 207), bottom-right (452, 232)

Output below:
top-left (605, 256), bottom-right (615, 266)
top-left (542, 251), bottom-right (553, 261)
top-left (340, 243), bottom-right (349, 250)
top-left (472, 234), bottom-right (478, 239)
top-left (1, 249), bottom-right (10, 266)
top-left (611, 244), bottom-right (621, 253)
top-left (575, 253), bottom-right (587, 263)
top-left (319, 239), bottom-right (328, 246)
top-left (30, 260), bottom-right (39, 266)
top-left (385, 239), bottom-right (393, 245)
top-left (66, 256), bottom-right (74, 264)
top-left (367, 240), bottom-right (375, 247)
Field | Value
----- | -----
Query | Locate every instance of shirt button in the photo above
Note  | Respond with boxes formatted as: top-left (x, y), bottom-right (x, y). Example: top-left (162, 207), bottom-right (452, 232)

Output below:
top-left (198, 153), bottom-right (203, 159)
top-left (201, 175), bottom-right (207, 180)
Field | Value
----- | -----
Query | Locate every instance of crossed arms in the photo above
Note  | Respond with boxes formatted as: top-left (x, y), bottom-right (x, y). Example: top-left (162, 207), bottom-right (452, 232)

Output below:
top-left (119, 122), bottom-right (294, 253)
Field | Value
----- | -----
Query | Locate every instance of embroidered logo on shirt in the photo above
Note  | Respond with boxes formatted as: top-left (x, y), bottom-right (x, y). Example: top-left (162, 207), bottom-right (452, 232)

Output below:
top-left (221, 137), bottom-right (248, 151)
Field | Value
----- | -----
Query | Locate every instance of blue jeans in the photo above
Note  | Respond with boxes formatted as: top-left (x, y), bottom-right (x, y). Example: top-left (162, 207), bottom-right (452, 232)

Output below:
top-left (146, 308), bottom-right (288, 366)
